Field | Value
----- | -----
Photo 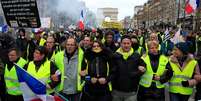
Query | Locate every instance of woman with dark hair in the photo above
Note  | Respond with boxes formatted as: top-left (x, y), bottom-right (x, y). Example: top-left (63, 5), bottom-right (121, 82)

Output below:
top-left (137, 41), bottom-right (173, 101)
top-left (81, 40), bottom-right (112, 101)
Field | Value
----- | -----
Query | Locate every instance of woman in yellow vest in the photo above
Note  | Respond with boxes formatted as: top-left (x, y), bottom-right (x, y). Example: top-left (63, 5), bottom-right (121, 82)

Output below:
top-left (137, 40), bottom-right (173, 101)
top-left (23, 46), bottom-right (60, 95)
top-left (4, 48), bottom-right (27, 101)
top-left (169, 42), bottom-right (200, 101)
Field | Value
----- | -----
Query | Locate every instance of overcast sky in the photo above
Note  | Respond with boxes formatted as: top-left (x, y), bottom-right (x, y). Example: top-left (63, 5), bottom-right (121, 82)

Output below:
top-left (81, 0), bottom-right (148, 20)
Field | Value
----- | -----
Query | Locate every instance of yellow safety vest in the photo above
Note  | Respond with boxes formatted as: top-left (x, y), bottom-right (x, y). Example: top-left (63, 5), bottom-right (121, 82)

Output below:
top-left (39, 38), bottom-right (46, 46)
top-left (27, 60), bottom-right (53, 94)
top-left (54, 47), bottom-right (85, 92)
top-left (4, 58), bottom-right (27, 95)
top-left (47, 50), bottom-right (56, 61)
top-left (136, 46), bottom-right (143, 55)
top-left (140, 55), bottom-right (168, 88)
top-left (25, 38), bottom-right (46, 61)
top-left (139, 37), bottom-right (144, 46)
top-left (169, 59), bottom-right (197, 95)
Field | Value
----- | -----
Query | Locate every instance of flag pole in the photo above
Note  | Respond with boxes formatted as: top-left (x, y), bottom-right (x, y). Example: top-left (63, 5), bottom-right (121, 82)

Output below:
top-left (178, 0), bottom-right (181, 24)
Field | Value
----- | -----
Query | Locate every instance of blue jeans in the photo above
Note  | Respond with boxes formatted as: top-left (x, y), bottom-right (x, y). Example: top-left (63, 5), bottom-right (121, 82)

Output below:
top-left (169, 93), bottom-right (190, 101)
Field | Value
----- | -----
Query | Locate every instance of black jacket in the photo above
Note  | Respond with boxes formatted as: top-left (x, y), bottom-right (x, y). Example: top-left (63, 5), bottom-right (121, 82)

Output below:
top-left (83, 48), bottom-right (112, 95)
top-left (16, 37), bottom-right (29, 55)
top-left (24, 39), bottom-right (39, 61)
top-left (110, 51), bottom-right (145, 92)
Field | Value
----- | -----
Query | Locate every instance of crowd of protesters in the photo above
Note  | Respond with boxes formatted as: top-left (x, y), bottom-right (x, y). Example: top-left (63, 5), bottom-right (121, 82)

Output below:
top-left (0, 26), bottom-right (201, 101)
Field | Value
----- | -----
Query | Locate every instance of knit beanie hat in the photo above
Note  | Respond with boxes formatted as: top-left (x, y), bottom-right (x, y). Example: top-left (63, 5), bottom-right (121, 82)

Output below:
top-left (175, 42), bottom-right (190, 54)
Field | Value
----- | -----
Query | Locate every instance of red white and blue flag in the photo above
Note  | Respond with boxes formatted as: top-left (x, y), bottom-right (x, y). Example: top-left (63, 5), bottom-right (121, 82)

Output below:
top-left (14, 64), bottom-right (64, 101)
top-left (185, 0), bottom-right (200, 14)
top-left (170, 28), bottom-right (185, 44)
top-left (78, 10), bottom-right (85, 31)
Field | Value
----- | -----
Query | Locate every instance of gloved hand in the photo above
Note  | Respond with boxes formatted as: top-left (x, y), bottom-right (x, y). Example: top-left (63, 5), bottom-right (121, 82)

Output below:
top-left (181, 81), bottom-right (189, 87)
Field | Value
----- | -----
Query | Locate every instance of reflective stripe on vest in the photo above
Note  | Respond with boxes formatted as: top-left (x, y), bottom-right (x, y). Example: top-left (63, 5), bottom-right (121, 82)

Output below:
top-left (173, 75), bottom-right (191, 80)
top-left (27, 60), bottom-right (53, 94)
top-left (106, 63), bottom-right (112, 91)
top-left (54, 47), bottom-right (84, 92)
top-left (169, 60), bottom-right (197, 95)
top-left (140, 55), bottom-right (168, 88)
top-left (4, 58), bottom-right (27, 95)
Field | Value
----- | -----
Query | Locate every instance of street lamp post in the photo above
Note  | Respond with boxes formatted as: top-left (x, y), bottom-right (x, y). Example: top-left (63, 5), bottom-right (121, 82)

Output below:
top-left (177, 0), bottom-right (181, 24)
top-left (148, 5), bottom-right (149, 28)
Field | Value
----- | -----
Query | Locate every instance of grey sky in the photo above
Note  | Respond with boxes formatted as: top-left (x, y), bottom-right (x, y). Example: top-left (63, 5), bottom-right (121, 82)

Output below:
top-left (81, 0), bottom-right (148, 20)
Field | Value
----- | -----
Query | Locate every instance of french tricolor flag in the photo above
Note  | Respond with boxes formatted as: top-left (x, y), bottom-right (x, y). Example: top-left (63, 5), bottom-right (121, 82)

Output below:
top-left (14, 64), bottom-right (65, 101)
top-left (78, 10), bottom-right (85, 31)
top-left (185, 0), bottom-right (200, 14)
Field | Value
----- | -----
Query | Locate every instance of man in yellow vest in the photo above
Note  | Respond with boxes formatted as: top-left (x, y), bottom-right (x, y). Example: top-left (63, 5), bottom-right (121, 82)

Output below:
top-left (169, 42), bottom-right (200, 101)
top-left (45, 36), bottom-right (61, 61)
top-left (137, 41), bottom-right (173, 101)
top-left (25, 29), bottom-right (46, 61)
top-left (4, 48), bottom-right (27, 101)
top-left (54, 37), bottom-right (87, 101)
top-left (34, 29), bottom-right (46, 46)
top-left (131, 36), bottom-right (145, 56)
top-left (23, 46), bottom-right (60, 95)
